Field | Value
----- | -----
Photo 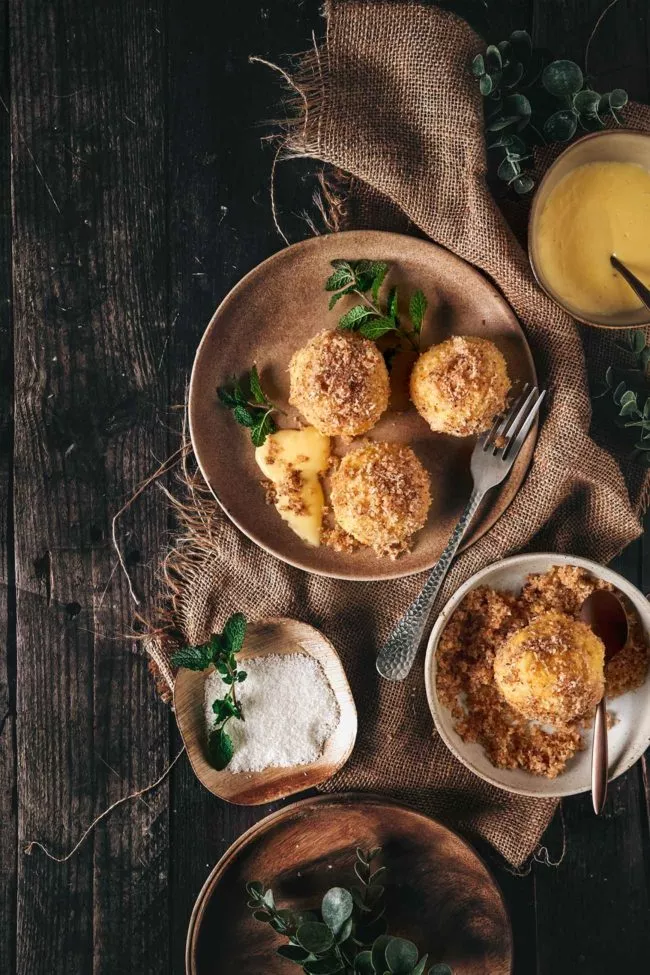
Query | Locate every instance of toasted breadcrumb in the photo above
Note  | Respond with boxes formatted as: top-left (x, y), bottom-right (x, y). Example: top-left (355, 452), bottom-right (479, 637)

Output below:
top-left (436, 566), bottom-right (649, 778)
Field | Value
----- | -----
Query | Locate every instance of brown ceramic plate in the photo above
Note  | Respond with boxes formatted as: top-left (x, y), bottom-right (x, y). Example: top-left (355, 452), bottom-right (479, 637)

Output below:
top-left (186, 793), bottom-right (512, 975)
top-left (189, 231), bottom-right (537, 580)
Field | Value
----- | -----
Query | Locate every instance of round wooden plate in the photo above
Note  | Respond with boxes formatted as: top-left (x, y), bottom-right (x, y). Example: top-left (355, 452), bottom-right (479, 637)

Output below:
top-left (189, 230), bottom-right (537, 580)
top-left (186, 794), bottom-right (512, 975)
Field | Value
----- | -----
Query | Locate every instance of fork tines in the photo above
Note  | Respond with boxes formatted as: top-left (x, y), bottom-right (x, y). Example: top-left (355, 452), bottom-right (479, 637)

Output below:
top-left (483, 383), bottom-right (545, 462)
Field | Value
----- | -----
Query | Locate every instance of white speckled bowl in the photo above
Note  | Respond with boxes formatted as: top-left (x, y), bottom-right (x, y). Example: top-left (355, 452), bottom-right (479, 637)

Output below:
top-left (425, 553), bottom-right (650, 798)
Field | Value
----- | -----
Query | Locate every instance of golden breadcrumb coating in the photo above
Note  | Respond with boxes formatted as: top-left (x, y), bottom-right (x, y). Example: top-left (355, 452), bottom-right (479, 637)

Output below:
top-left (410, 335), bottom-right (510, 436)
top-left (494, 611), bottom-right (605, 723)
top-left (330, 441), bottom-right (431, 557)
top-left (289, 329), bottom-right (389, 437)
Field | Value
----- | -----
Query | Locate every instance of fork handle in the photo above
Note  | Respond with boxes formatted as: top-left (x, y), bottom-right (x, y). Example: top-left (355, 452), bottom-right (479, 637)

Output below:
top-left (376, 488), bottom-right (485, 681)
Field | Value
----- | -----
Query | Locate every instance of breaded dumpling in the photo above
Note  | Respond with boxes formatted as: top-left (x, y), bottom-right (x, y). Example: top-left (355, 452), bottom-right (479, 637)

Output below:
top-left (410, 335), bottom-right (510, 436)
top-left (330, 441), bottom-right (431, 557)
top-left (289, 329), bottom-right (389, 438)
top-left (494, 611), bottom-right (605, 723)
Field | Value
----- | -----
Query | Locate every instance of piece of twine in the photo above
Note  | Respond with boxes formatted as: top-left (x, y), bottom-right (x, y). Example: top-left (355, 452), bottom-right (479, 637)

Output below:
top-left (24, 747), bottom-right (186, 863)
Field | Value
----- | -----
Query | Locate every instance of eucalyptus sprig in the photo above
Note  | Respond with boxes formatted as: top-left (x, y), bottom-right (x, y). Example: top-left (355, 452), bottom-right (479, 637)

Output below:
top-left (325, 259), bottom-right (427, 350)
top-left (472, 30), bottom-right (628, 194)
top-left (217, 365), bottom-right (280, 446)
top-left (171, 613), bottom-right (248, 770)
top-left (595, 330), bottom-right (650, 466)
top-left (246, 847), bottom-right (453, 975)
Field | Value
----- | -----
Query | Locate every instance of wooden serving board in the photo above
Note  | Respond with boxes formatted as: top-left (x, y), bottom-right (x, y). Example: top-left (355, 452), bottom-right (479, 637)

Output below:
top-left (186, 794), bottom-right (512, 975)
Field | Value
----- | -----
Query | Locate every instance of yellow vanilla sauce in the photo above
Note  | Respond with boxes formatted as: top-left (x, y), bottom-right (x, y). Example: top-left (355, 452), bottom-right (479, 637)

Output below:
top-left (535, 160), bottom-right (650, 317)
top-left (255, 427), bottom-right (331, 546)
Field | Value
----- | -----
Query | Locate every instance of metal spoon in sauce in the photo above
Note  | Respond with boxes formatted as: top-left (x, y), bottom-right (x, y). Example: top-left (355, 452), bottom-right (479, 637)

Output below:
top-left (610, 255), bottom-right (650, 310)
top-left (580, 590), bottom-right (629, 815)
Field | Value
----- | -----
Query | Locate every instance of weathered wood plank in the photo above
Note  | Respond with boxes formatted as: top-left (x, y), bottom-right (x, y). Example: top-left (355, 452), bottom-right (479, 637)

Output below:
top-left (165, 0), bottom-right (326, 969)
top-left (10, 1), bottom-right (170, 972)
top-left (0, 0), bottom-right (16, 971)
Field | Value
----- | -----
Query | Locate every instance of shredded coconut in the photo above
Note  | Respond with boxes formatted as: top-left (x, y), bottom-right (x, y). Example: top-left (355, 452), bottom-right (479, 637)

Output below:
top-left (204, 652), bottom-right (340, 773)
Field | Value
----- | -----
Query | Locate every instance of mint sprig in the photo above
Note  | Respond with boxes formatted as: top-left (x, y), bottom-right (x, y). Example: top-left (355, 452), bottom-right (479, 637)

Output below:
top-left (171, 612), bottom-right (248, 770)
top-left (325, 259), bottom-right (427, 350)
top-left (217, 365), bottom-right (280, 447)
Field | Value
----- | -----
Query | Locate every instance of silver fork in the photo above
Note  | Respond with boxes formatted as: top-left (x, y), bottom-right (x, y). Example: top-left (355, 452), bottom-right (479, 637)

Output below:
top-left (376, 384), bottom-right (546, 681)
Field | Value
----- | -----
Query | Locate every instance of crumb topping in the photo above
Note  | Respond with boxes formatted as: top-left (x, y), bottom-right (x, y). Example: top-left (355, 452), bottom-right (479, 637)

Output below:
top-left (330, 441), bottom-right (431, 557)
top-left (289, 329), bottom-right (389, 437)
top-left (410, 335), bottom-right (511, 437)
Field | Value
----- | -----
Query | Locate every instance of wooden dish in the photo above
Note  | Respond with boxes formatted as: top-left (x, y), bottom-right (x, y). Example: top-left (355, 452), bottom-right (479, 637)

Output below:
top-left (186, 793), bottom-right (513, 975)
top-left (173, 618), bottom-right (357, 805)
top-left (188, 230), bottom-right (538, 581)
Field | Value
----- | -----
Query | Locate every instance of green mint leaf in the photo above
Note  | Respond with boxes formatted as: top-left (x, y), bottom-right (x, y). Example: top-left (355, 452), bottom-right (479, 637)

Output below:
top-left (233, 405), bottom-right (257, 428)
top-left (359, 317), bottom-right (397, 340)
top-left (353, 260), bottom-right (388, 293)
top-left (338, 304), bottom-right (374, 331)
top-left (170, 642), bottom-right (214, 671)
top-left (207, 727), bottom-right (234, 770)
top-left (217, 379), bottom-right (247, 408)
top-left (408, 290), bottom-right (427, 333)
top-left (237, 670), bottom-right (247, 682)
top-left (325, 261), bottom-right (356, 292)
top-left (370, 262), bottom-right (389, 302)
top-left (223, 612), bottom-right (247, 653)
top-left (328, 285), bottom-right (356, 310)
top-left (387, 286), bottom-right (399, 322)
top-left (250, 411), bottom-right (276, 447)
top-left (248, 365), bottom-right (269, 405)
top-left (212, 696), bottom-right (242, 721)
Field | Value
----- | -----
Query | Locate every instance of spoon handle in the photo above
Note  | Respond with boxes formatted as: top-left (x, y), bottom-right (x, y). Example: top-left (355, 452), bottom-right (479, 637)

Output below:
top-left (591, 697), bottom-right (608, 815)
top-left (610, 255), bottom-right (650, 310)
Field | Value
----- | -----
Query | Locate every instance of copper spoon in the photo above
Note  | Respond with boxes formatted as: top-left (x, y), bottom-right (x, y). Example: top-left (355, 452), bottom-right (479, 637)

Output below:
top-left (610, 255), bottom-right (650, 310)
top-left (580, 590), bottom-right (628, 815)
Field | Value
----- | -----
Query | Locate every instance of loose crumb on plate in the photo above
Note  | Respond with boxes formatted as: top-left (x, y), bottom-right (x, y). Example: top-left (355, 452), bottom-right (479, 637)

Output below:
top-left (435, 565), bottom-right (649, 778)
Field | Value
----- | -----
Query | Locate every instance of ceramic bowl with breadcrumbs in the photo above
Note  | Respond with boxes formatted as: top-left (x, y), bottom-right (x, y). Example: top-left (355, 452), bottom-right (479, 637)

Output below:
top-left (425, 553), bottom-right (650, 798)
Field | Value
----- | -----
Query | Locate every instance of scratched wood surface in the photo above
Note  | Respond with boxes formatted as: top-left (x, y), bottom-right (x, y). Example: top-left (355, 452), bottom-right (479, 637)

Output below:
top-left (1, 1), bottom-right (649, 973)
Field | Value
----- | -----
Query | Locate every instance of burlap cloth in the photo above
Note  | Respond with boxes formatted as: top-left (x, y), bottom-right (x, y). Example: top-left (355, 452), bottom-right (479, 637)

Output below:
top-left (146, 2), bottom-right (650, 868)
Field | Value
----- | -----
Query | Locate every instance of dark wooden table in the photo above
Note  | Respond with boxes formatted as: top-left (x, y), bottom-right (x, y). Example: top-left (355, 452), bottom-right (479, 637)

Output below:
top-left (1, 1), bottom-right (650, 972)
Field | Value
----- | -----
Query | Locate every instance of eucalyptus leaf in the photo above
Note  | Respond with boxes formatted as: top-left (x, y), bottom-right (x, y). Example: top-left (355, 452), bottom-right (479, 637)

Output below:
top-left (573, 89), bottom-right (600, 116)
top-left (486, 115), bottom-right (519, 132)
top-left (304, 958), bottom-right (345, 975)
top-left (610, 88), bottom-right (628, 110)
top-left (503, 93), bottom-right (531, 118)
top-left (509, 29), bottom-right (532, 58)
top-left (512, 174), bottom-right (535, 194)
top-left (501, 60), bottom-right (524, 89)
top-left (322, 887), bottom-right (354, 934)
top-left (354, 952), bottom-right (375, 975)
top-left (542, 59), bottom-right (583, 97)
top-left (385, 938), bottom-right (419, 973)
top-left (428, 966), bottom-right (453, 975)
top-left (296, 922), bottom-right (334, 955)
top-left (372, 935), bottom-right (392, 974)
top-left (479, 74), bottom-right (493, 96)
top-left (410, 958), bottom-right (428, 975)
top-left (471, 53), bottom-right (485, 77)
top-left (613, 381), bottom-right (626, 405)
top-left (543, 109), bottom-right (578, 142)
top-left (497, 157), bottom-right (520, 182)
top-left (633, 330), bottom-right (646, 354)
top-left (277, 944), bottom-right (311, 962)
top-left (485, 44), bottom-right (502, 70)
